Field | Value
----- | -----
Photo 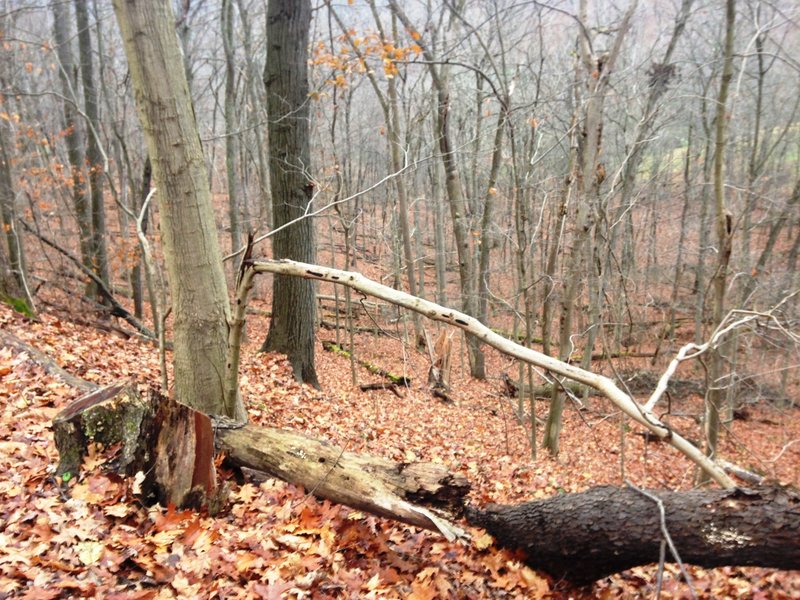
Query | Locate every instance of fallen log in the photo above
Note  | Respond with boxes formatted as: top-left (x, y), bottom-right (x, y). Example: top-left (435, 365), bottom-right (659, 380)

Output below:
top-left (359, 382), bottom-right (404, 397)
top-left (467, 484), bottom-right (800, 584)
top-left (1, 330), bottom-right (98, 393)
top-left (217, 424), bottom-right (468, 539)
top-left (52, 381), bottom-right (469, 540)
top-left (321, 340), bottom-right (411, 386)
top-left (27, 355), bottom-right (800, 584)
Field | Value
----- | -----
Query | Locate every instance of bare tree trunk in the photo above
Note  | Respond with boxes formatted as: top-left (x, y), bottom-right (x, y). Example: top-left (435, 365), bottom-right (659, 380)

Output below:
top-left (112, 0), bottom-right (243, 420)
top-left (260, 0), bottom-right (319, 388)
top-left (52, 1), bottom-right (93, 287)
top-left (544, 0), bottom-right (637, 455)
top-left (388, 0), bottom-right (484, 377)
top-left (74, 0), bottom-right (109, 297)
top-left (234, 0), bottom-right (271, 230)
top-left (701, 0), bottom-right (736, 483)
top-left (0, 123), bottom-right (32, 309)
top-left (221, 0), bottom-right (240, 256)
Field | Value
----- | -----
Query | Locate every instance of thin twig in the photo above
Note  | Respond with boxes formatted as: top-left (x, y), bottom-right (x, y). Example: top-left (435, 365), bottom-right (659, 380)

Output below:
top-left (625, 480), bottom-right (697, 600)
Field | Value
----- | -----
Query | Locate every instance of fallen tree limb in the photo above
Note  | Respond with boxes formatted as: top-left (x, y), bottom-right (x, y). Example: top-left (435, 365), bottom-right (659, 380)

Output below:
top-left (14, 343), bottom-right (797, 584)
top-left (217, 424), bottom-right (468, 540)
top-left (20, 220), bottom-right (156, 339)
top-left (247, 259), bottom-right (735, 488)
top-left (0, 330), bottom-right (97, 393)
top-left (467, 484), bottom-right (800, 584)
top-left (359, 382), bottom-right (404, 397)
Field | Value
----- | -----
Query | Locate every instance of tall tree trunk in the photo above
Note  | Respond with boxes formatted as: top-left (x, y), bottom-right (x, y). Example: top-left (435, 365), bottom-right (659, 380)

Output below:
top-left (543, 0), bottom-right (637, 455)
top-left (235, 0), bottom-right (271, 230)
top-left (112, 0), bottom-right (243, 421)
top-left (222, 0), bottom-right (240, 256)
top-left (0, 122), bottom-right (31, 307)
top-left (701, 0), bottom-right (736, 483)
top-left (74, 0), bottom-right (110, 296)
top-left (259, 0), bottom-right (319, 388)
top-left (130, 157), bottom-right (152, 320)
top-left (388, 0), bottom-right (484, 378)
top-left (52, 1), bottom-right (93, 287)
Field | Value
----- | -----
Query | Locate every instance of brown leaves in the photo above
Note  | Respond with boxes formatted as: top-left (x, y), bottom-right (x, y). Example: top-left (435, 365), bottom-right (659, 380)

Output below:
top-left (2, 299), bottom-right (799, 598)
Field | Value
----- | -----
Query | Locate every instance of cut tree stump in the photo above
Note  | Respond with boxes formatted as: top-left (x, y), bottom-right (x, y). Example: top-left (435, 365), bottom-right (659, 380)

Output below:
top-left (53, 381), bottom-right (223, 512)
top-left (467, 485), bottom-right (800, 584)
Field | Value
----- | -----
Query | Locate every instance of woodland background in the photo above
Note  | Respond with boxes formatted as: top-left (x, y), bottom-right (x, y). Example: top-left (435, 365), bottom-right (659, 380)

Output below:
top-left (1, 0), bottom-right (799, 597)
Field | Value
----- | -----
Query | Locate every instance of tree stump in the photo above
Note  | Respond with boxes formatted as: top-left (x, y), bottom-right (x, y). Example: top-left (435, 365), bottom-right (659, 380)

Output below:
top-left (53, 381), bottom-right (222, 512)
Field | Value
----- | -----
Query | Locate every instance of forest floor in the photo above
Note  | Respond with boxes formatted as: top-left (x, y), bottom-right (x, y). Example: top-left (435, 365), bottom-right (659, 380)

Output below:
top-left (1, 282), bottom-right (799, 598)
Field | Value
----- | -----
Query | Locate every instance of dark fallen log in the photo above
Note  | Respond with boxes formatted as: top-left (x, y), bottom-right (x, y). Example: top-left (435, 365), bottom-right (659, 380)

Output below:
top-left (466, 485), bottom-right (800, 584)
top-left (359, 382), bottom-right (404, 397)
top-left (52, 381), bottom-right (468, 540)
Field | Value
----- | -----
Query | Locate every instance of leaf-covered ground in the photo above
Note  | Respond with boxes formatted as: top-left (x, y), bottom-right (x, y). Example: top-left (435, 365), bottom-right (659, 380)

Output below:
top-left (1, 299), bottom-right (799, 599)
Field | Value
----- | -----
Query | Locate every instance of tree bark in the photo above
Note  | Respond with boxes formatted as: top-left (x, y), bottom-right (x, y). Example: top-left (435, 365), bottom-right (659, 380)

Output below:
top-left (702, 0), bottom-right (736, 482)
top-left (260, 0), bottom-right (319, 388)
top-left (0, 121), bottom-right (31, 307)
top-left (222, 0), bottom-right (241, 255)
top-left (387, 0), bottom-right (485, 378)
top-left (53, 381), bottom-right (223, 513)
top-left (52, 380), bottom-right (468, 540)
top-left (74, 0), bottom-right (110, 295)
top-left (112, 0), bottom-right (243, 420)
top-left (468, 484), bottom-right (800, 585)
top-left (49, 375), bottom-right (800, 585)
top-left (52, 0), bottom-right (93, 285)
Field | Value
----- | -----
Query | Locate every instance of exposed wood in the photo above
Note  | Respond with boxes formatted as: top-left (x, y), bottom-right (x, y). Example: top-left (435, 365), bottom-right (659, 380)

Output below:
top-left (248, 259), bottom-right (735, 487)
top-left (52, 379), bottom-right (468, 541)
top-left (467, 484), bottom-right (800, 584)
top-left (426, 329), bottom-right (452, 401)
top-left (35, 349), bottom-right (800, 583)
top-left (53, 381), bottom-right (146, 478)
top-left (53, 382), bottom-right (224, 513)
top-left (218, 425), bottom-right (468, 540)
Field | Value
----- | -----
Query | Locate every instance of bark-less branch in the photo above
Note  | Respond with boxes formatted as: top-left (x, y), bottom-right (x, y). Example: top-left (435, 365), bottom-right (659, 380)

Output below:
top-left (240, 258), bottom-right (736, 487)
top-left (644, 290), bottom-right (800, 412)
